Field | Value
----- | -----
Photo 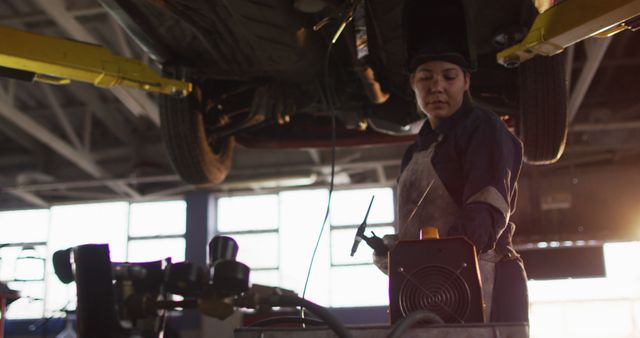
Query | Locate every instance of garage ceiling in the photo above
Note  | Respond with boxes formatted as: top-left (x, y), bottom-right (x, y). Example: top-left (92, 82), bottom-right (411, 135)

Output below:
top-left (1, 0), bottom-right (640, 219)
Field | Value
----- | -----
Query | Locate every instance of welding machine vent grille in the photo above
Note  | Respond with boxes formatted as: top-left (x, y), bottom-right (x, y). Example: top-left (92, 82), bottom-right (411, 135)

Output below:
top-left (398, 264), bottom-right (471, 322)
top-left (389, 238), bottom-right (484, 324)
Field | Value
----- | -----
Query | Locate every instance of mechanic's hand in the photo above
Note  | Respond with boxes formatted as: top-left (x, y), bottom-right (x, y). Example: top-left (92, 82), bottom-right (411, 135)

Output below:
top-left (372, 234), bottom-right (398, 275)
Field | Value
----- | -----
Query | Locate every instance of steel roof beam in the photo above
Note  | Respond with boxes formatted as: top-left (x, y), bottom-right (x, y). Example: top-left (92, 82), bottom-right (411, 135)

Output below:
top-left (307, 149), bottom-right (322, 164)
top-left (9, 175), bottom-right (180, 193)
top-left (3, 189), bottom-right (49, 208)
top-left (71, 85), bottom-right (134, 144)
top-left (0, 79), bottom-right (15, 105)
top-left (33, 0), bottom-right (160, 125)
top-left (0, 5), bottom-right (105, 25)
top-left (376, 165), bottom-right (387, 184)
top-left (82, 109), bottom-right (92, 152)
top-left (0, 115), bottom-right (44, 153)
top-left (0, 99), bottom-right (140, 198)
top-left (41, 85), bottom-right (83, 150)
top-left (568, 37), bottom-right (612, 124)
top-left (109, 15), bottom-right (134, 58)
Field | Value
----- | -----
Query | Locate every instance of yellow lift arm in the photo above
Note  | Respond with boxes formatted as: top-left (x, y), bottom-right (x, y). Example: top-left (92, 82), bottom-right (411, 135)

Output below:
top-left (2, 1), bottom-right (638, 94)
top-left (0, 25), bottom-right (191, 97)
top-left (498, 0), bottom-right (640, 67)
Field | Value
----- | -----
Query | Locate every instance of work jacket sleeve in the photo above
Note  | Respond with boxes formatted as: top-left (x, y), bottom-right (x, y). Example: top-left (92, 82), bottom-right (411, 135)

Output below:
top-left (447, 116), bottom-right (522, 253)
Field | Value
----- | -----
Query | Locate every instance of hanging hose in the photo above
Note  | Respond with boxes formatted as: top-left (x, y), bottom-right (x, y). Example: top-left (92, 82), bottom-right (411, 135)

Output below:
top-left (238, 294), bottom-right (353, 338)
top-left (248, 316), bottom-right (326, 327)
top-left (387, 310), bottom-right (444, 338)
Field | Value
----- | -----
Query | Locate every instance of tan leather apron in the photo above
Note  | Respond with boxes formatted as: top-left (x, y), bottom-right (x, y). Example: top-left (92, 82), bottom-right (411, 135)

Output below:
top-left (397, 139), bottom-right (501, 321)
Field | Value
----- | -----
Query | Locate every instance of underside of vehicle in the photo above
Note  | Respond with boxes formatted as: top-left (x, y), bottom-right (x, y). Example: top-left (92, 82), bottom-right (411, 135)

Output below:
top-left (100, 0), bottom-right (567, 184)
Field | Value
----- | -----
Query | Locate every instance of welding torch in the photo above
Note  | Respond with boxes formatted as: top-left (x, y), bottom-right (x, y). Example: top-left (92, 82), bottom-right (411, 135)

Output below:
top-left (350, 196), bottom-right (388, 257)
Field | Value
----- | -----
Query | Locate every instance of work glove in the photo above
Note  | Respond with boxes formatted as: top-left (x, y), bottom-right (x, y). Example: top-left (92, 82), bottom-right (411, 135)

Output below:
top-left (372, 234), bottom-right (399, 275)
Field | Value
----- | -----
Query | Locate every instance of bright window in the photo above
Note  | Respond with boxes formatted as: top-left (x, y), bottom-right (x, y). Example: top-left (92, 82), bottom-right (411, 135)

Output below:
top-left (217, 195), bottom-right (279, 232)
top-left (129, 200), bottom-right (187, 237)
top-left (127, 238), bottom-right (186, 263)
top-left (214, 187), bottom-right (396, 308)
top-left (528, 241), bottom-right (640, 338)
top-left (330, 188), bottom-right (395, 226)
top-left (0, 200), bottom-right (186, 319)
top-left (1, 245), bottom-right (48, 318)
top-left (329, 265), bottom-right (389, 307)
top-left (232, 233), bottom-right (279, 269)
top-left (48, 202), bottom-right (130, 262)
top-left (330, 226), bottom-right (394, 265)
top-left (215, 193), bottom-right (283, 288)
top-left (0, 209), bottom-right (49, 243)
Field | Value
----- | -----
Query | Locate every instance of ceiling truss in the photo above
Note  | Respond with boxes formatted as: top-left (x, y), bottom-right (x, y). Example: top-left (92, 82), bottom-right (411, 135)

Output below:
top-left (0, 0), bottom-right (639, 209)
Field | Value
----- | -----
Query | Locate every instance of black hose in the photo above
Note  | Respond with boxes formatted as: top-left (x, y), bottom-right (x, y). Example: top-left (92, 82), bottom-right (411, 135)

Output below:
top-left (248, 316), bottom-right (326, 328)
top-left (387, 310), bottom-right (444, 338)
top-left (267, 295), bottom-right (353, 338)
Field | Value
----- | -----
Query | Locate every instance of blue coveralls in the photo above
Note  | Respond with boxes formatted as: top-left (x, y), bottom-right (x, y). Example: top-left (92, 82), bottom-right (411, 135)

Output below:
top-left (396, 97), bottom-right (529, 322)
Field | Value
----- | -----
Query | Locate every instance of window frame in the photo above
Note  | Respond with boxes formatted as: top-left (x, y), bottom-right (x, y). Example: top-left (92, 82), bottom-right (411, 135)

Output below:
top-left (0, 199), bottom-right (187, 320)
top-left (212, 184), bottom-right (397, 307)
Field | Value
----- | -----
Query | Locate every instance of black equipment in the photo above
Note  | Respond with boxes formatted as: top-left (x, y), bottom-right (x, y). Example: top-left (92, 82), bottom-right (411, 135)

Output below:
top-left (52, 236), bottom-right (353, 338)
top-left (49, 234), bottom-right (529, 338)
top-left (53, 236), bottom-right (252, 337)
top-left (388, 237), bottom-right (484, 324)
top-left (350, 196), bottom-right (388, 257)
top-left (348, 196), bottom-right (485, 325)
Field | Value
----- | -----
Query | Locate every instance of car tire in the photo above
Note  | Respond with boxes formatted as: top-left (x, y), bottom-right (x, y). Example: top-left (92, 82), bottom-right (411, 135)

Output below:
top-left (518, 52), bottom-right (568, 165)
top-left (159, 84), bottom-right (234, 185)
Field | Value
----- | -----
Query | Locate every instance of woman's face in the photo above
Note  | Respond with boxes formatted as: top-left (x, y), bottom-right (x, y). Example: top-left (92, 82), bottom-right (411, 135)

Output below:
top-left (410, 60), bottom-right (470, 127)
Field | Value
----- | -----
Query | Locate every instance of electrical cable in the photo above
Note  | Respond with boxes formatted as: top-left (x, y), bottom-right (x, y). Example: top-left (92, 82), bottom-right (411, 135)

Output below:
top-left (299, 6), bottom-right (354, 326)
top-left (27, 305), bottom-right (71, 338)
top-left (289, 1), bottom-right (359, 332)
top-left (301, 17), bottom-right (340, 301)
top-left (386, 310), bottom-right (444, 338)
top-left (248, 316), bottom-right (326, 327)
top-left (301, 44), bottom-right (337, 300)
top-left (268, 295), bottom-right (353, 338)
